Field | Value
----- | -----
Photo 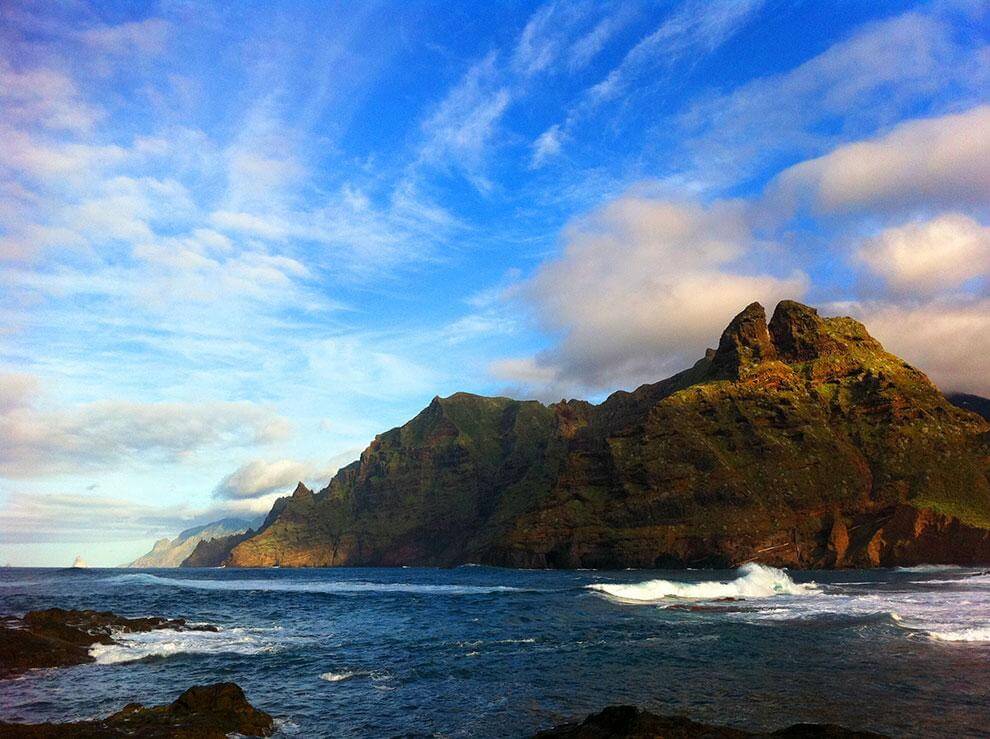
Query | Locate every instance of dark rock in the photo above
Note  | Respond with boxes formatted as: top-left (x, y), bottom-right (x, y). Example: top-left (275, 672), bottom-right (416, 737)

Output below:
top-left (710, 302), bottom-right (777, 378)
top-left (533, 705), bottom-right (886, 738)
top-left (768, 300), bottom-right (838, 362)
top-left (0, 682), bottom-right (275, 738)
top-left (0, 608), bottom-right (217, 678)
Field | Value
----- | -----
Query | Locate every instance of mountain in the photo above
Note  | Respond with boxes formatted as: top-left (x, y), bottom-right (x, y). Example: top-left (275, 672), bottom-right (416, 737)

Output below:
top-left (207, 301), bottom-right (990, 569)
top-left (128, 518), bottom-right (258, 568)
top-left (948, 393), bottom-right (990, 421)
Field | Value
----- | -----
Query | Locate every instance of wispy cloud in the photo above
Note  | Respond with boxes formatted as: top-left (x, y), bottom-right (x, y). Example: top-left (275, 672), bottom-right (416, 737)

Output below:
top-left (678, 11), bottom-right (988, 185)
top-left (0, 373), bottom-right (290, 478)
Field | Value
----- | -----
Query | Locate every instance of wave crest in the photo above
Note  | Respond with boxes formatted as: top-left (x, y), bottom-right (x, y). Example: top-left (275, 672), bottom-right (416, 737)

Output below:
top-left (89, 627), bottom-right (280, 664)
top-left (107, 573), bottom-right (530, 595)
top-left (587, 563), bottom-right (819, 603)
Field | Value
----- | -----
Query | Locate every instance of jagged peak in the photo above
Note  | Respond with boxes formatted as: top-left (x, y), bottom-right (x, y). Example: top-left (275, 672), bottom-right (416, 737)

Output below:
top-left (769, 300), bottom-right (836, 361)
top-left (710, 302), bottom-right (777, 379)
top-left (292, 482), bottom-right (313, 498)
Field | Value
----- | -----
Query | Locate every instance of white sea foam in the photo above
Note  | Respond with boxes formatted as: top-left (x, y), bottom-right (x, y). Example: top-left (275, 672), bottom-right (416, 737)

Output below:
top-left (926, 627), bottom-right (990, 642)
top-left (587, 563), bottom-right (818, 603)
top-left (319, 670), bottom-right (364, 682)
top-left (895, 564), bottom-right (967, 573)
top-left (107, 573), bottom-right (528, 595)
top-left (88, 627), bottom-right (280, 665)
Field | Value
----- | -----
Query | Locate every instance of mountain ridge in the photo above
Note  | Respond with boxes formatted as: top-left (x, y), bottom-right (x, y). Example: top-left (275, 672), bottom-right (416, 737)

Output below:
top-left (128, 518), bottom-right (258, 568)
top-left (194, 300), bottom-right (990, 569)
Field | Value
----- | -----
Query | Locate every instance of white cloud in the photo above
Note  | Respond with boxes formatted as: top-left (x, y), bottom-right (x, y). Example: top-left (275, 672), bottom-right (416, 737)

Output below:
top-left (213, 451), bottom-right (360, 499)
top-left (680, 12), bottom-right (987, 184)
top-left (0, 372), bottom-right (38, 413)
top-left (419, 52), bottom-right (511, 190)
top-left (0, 491), bottom-right (197, 543)
top-left (585, 0), bottom-right (766, 106)
top-left (845, 297), bottom-right (990, 395)
top-left (494, 193), bottom-right (806, 395)
top-left (530, 124), bottom-right (563, 168)
top-left (0, 60), bottom-right (103, 132)
top-left (768, 105), bottom-right (990, 216)
top-left (0, 375), bottom-right (291, 478)
top-left (81, 18), bottom-right (171, 57)
top-left (214, 458), bottom-right (314, 499)
top-left (856, 213), bottom-right (990, 294)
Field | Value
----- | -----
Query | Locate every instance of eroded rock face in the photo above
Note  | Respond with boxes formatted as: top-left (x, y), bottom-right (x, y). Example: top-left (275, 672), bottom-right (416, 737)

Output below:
top-left (711, 302), bottom-right (777, 378)
top-left (532, 705), bottom-right (887, 738)
top-left (223, 300), bottom-right (990, 570)
top-left (0, 608), bottom-right (218, 678)
top-left (0, 682), bottom-right (275, 738)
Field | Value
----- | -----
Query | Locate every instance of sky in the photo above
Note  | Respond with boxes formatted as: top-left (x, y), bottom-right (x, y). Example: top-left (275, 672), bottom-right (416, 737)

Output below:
top-left (1, 0), bottom-right (988, 566)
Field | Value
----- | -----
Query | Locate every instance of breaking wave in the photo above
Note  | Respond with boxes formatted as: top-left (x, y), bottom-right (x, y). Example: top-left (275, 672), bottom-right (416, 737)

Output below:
top-left (926, 627), bottom-right (990, 643)
top-left (89, 627), bottom-right (281, 665)
top-left (107, 573), bottom-right (530, 595)
top-left (319, 670), bottom-right (364, 682)
top-left (895, 564), bottom-right (966, 573)
top-left (587, 563), bottom-right (819, 603)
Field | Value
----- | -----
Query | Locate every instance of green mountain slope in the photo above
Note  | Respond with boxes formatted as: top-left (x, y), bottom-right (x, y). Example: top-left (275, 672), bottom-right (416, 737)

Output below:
top-left (220, 301), bottom-right (990, 569)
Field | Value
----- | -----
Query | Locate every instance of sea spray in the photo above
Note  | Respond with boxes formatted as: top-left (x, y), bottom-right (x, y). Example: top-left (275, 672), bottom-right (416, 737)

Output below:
top-left (587, 563), bottom-right (819, 602)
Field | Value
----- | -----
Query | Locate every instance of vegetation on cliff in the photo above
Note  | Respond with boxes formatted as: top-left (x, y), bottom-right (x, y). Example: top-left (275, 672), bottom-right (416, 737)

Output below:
top-left (205, 301), bottom-right (990, 569)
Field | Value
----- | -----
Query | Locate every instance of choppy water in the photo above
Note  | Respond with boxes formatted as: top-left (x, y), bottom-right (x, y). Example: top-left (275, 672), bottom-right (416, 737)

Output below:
top-left (1, 564), bottom-right (989, 737)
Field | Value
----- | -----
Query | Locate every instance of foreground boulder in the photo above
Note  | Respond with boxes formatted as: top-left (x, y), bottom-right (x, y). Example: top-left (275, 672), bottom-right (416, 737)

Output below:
top-left (221, 300), bottom-right (990, 569)
top-left (0, 682), bottom-right (274, 738)
top-left (533, 705), bottom-right (886, 738)
top-left (0, 608), bottom-right (218, 678)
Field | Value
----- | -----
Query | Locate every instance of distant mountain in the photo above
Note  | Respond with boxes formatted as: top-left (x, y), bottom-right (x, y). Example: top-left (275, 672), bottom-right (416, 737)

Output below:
top-left (948, 393), bottom-right (990, 421)
top-left (207, 301), bottom-right (990, 569)
top-left (179, 484), bottom-right (311, 567)
top-left (128, 518), bottom-right (258, 568)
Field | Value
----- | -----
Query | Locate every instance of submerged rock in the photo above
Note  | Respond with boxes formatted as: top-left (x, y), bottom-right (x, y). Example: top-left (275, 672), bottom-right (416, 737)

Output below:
top-left (533, 705), bottom-right (886, 738)
top-left (0, 608), bottom-right (218, 678)
top-left (0, 682), bottom-right (275, 738)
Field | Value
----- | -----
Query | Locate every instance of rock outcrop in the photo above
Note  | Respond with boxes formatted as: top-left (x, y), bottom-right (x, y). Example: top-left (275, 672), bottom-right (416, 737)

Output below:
top-left (533, 705), bottom-right (885, 738)
top-left (0, 682), bottom-right (274, 738)
top-left (0, 608), bottom-right (218, 678)
top-left (221, 300), bottom-right (990, 569)
top-left (128, 518), bottom-right (257, 567)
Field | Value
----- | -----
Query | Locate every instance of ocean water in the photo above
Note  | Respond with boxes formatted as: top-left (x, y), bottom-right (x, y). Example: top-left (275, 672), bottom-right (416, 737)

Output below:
top-left (1, 564), bottom-right (989, 737)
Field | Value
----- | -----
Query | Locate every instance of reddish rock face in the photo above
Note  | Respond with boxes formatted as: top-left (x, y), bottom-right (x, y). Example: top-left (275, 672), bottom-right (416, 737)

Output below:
top-left (218, 300), bottom-right (990, 570)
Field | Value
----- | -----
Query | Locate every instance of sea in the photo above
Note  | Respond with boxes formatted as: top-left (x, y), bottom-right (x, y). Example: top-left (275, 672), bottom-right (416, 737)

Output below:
top-left (1, 564), bottom-right (989, 737)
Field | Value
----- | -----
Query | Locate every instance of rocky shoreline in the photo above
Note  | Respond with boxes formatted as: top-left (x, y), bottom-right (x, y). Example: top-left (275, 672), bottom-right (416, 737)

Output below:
top-left (0, 607), bottom-right (218, 677)
top-left (533, 706), bottom-right (886, 738)
top-left (0, 682), bottom-right (274, 738)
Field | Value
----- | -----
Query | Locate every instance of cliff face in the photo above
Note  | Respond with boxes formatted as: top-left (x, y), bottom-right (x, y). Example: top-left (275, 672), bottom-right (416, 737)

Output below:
top-left (128, 518), bottom-right (256, 568)
top-left (226, 301), bottom-right (990, 569)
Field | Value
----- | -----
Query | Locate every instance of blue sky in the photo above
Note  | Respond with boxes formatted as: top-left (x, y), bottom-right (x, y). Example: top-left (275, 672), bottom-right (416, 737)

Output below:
top-left (1, 0), bottom-right (988, 566)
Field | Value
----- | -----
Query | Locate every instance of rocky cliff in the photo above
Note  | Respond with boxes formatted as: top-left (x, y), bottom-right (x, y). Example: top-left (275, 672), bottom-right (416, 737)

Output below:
top-left (223, 301), bottom-right (990, 569)
top-left (128, 518), bottom-right (257, 568)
